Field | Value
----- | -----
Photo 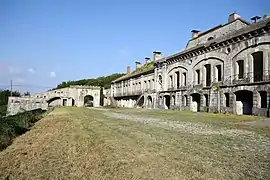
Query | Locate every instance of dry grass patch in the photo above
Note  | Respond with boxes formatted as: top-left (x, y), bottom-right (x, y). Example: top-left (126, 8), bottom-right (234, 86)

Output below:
top-left (0, 107), bottom-right (269, 180)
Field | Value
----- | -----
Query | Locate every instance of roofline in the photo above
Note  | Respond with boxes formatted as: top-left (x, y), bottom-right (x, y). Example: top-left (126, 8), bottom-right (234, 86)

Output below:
top-left (112, 68), bottom-right (154, 83)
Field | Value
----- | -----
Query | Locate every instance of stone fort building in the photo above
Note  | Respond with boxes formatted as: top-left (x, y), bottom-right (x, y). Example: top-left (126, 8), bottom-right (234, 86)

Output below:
top-left (7, 85), bottom-right (101, 115)
top-left (110, 13), bottom-right (270, 116)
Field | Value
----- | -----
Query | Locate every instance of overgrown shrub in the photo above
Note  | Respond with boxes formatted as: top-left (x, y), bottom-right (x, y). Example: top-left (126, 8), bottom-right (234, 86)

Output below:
top-left (0, 110), bottom-right (45, 151)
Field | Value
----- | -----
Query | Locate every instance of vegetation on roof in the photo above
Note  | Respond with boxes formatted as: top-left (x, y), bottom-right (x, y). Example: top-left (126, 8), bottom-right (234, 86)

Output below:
top-left (113, 61), bottom-right (154, 82)
top-left (130, 61), bottom-right (154, 75)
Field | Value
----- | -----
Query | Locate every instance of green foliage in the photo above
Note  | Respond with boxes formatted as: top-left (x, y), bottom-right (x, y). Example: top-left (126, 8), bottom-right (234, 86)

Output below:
top-left (0, 90), bottom-right (21, 116)
top-left (130, 61), bottom-right (154, 75)
top-left (54, 73), bottom-right (125, 90)
top-left (214, 82), bottom-right (221, 92)
top-left (0, 110), bottom-right (44, 150)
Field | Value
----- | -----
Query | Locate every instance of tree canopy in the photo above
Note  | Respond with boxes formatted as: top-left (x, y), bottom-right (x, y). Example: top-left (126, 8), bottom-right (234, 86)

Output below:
top-left (54, 73), bottom-right (125, 90)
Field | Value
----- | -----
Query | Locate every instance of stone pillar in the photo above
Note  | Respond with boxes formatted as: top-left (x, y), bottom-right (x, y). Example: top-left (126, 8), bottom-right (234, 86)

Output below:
top-left (203, 66), bottom-right (206, 87)
top-left (121, 81), bottom-right (124, 95)
top-left (163, 64), bottom-right (167, 91)
top-left (248, 54), bottom-right (253, 83)
top-left (232, 92), bottom-right (236, 114)
top-left (263, 51), bottom-right (269, 79)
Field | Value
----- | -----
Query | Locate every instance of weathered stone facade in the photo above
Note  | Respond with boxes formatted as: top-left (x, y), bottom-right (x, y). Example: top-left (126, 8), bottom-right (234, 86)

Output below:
top-left (111, 13), bottom-right (270, 116)
top-left (7, 85), bottom-right (101, 115)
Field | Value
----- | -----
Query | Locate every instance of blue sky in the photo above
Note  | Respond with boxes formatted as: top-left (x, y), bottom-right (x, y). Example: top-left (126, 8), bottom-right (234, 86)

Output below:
top-left (0, 0), bottom-right (269, 92)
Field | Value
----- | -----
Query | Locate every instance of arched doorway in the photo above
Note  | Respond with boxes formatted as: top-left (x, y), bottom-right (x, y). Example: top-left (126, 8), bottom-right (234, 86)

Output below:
top-left (47, 97), bottom-right (61, 107)
top-left (84, 95), bottom-right (94, 107)
top-left (235, 90), bottom-right (253, 115)
top-left (164, 95), bottom-right (170, 109)
top-left (137, 96), bottom-right (144, 107)
top-left (147, 96), bottom-right (153, 108)
top-left (191, 93), bottom-right (201, 112)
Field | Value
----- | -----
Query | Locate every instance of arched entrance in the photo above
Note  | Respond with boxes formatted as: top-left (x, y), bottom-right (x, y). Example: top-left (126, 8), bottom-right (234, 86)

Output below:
top-left (47, 97), bottom-right (61, 107)
top-left (235, 90), bottom-right (253, 115)
top-left (191, 93), bottom-right (201, 112)
top-left (147, 96), bottom-right (153, 108)
top-left (164, 95), bottom-right (170, 109)
top-left (137, 96), bottom-right (144, 107)
top-left (84, 95), bottom-right (94, 107)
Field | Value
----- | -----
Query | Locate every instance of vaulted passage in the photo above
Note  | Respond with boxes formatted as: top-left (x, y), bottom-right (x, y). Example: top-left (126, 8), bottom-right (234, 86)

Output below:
top-left (47, 97), bottom-right (61, 107)
top-left (164, 95), bottom-right (171, 109)
top-left (235, 90), bottom-right (253, 115)
top-left (84, 95), bottom-right (94, 107)
top-left (147, 96), bottom-right (153, 108)
top-left (191, 93), bottom-right (201, 112)
top-left (253, 51), bottom-right (263, 82)
top-left (137, 96), bottom-right (144, 107)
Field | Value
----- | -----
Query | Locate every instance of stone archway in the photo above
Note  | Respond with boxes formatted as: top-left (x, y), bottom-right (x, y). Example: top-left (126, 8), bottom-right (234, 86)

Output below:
top-left (47, 97), bottom-right (61, 107)
top-left (234, 90), bottom-right (253, 115)
top-left (137, 96), bottom-right (144, 107)
top-left (191, 93), bottom-right (201, 112)
top-left (84, 95), bottom-right (94, 107)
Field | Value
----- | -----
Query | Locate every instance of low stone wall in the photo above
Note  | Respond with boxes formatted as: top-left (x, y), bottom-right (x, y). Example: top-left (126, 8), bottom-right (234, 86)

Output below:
top-left (253, 107), bottom-right (269, 117)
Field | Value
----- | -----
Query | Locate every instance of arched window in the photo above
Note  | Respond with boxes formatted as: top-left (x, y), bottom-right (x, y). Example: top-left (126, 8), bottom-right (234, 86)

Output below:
top-left (208, 37), bottom-right (214, 41)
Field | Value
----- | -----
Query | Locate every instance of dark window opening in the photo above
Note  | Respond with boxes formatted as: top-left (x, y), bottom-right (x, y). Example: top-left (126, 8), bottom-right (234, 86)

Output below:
top-left (176, 71), bottom-right (180, 89)
top-left (205, 64), bottom-right (211, 86)
top-left (253, 51), bottom-right (263, 82)
top-left (183, 72), bottom-right (187, 86)
top-left (183, 95), bottom-right (188, 106)
top-left (259, 91), bottom-right (267, 108)
top-left (204, 94), bottom-right (209, 107)
top-left (196, 69), bottom-right (200, 84)
top-left (216, 65), bottom-right (222, 81)
top-left (169, 75), bottom-right (173, 88)
top-left (225, 93), bottom-right (230, 107)
top-left (237, 60), bottom-right (244, 79)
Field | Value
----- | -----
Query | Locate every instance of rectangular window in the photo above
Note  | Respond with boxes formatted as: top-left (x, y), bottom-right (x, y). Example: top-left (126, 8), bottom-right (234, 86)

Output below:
top-left (196, 69), bottom-right (200, 84)
top-left (183, 72), bottom-right (187, 86)
top-left (216, 65), bottom-right (222, 81)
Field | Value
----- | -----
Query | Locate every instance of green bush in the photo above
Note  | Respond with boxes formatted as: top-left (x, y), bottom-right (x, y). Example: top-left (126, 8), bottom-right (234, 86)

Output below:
top-left (0, 110), bottom-right (44, 151)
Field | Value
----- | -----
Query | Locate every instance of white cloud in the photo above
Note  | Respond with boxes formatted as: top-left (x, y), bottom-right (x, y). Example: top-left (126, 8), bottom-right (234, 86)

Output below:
top-left (28, 68), bottom-right (35, 74)
top-left (50, 71), bottom-right (56, 77)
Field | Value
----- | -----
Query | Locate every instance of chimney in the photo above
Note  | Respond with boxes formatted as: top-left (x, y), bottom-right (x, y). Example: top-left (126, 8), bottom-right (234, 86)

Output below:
top-left (191, 30), bottom-right (200, 39)
top-left (251, 16), bottom-right (261, 23)
top-left (228, 12), bottom-right (241, 23)
top-left (153, 51), bottom-right (162, 62)
top-left (135, 61), bottom-right (142, 69)
top-left (145, 57), bottom-right (151, 64)
top-left (127, 66), bottom-right (131, 74)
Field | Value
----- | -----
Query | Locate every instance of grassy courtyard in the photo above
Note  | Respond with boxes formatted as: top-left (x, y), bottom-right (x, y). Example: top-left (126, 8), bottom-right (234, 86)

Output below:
top-left (0, 107), bottom-right (269, 180)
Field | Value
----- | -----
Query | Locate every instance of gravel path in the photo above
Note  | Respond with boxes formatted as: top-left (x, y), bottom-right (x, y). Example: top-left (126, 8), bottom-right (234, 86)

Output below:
top-left (103, 111), bottom-right (257, 137)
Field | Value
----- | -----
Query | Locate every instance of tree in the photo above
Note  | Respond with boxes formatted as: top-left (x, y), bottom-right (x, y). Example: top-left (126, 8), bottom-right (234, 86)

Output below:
top-left (53, 73), bottom-right (125, 90)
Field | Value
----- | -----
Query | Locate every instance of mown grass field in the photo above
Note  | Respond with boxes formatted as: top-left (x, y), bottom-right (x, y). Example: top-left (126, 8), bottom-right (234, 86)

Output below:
top-left (0, 107), bottom-right (269, 180)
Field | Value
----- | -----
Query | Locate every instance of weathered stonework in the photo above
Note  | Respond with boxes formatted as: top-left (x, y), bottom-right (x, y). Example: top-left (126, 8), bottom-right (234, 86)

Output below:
top-left (111, 13), bottom-right (270, 117)
top-left (7, 85), bottom-right (101, 115)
